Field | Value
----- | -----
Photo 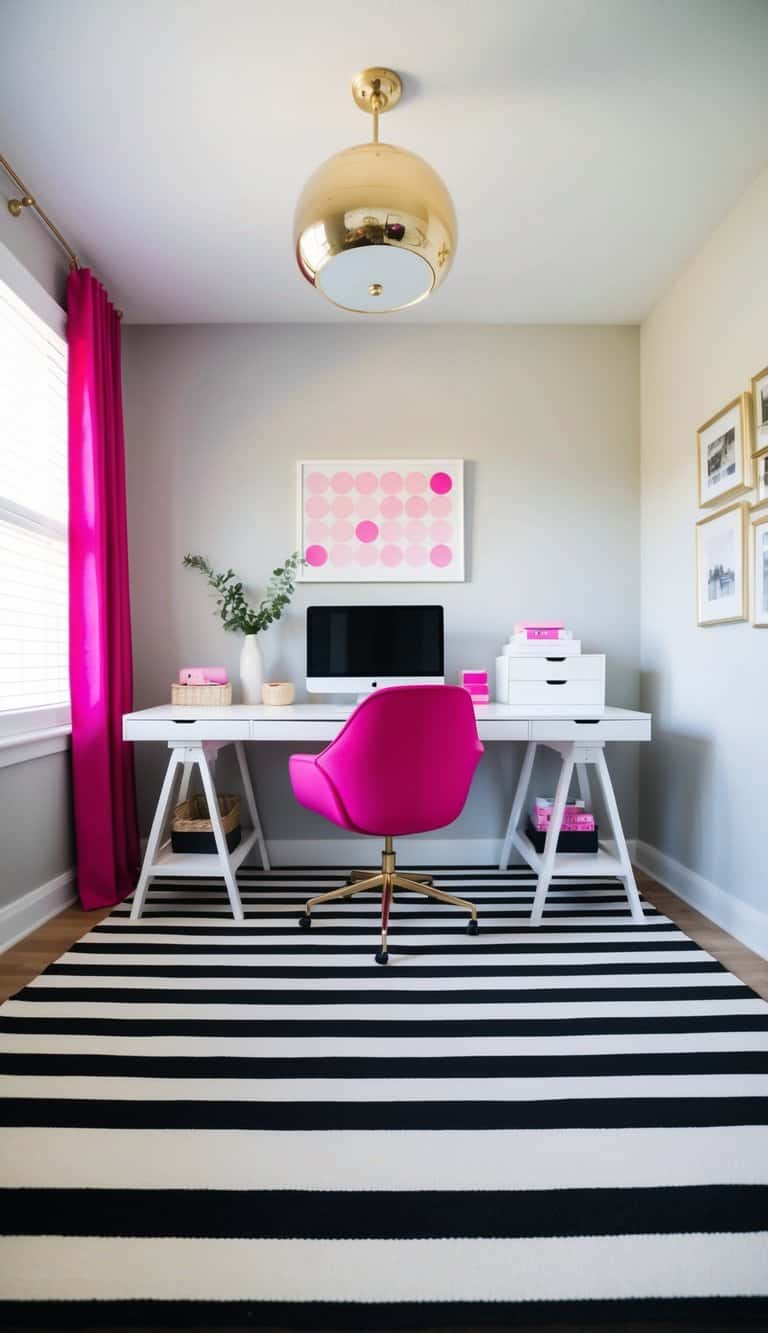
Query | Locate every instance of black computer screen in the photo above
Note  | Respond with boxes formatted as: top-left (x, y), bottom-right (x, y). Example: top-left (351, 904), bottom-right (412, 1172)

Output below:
top-left (307, 605), bottom-right (444, 678)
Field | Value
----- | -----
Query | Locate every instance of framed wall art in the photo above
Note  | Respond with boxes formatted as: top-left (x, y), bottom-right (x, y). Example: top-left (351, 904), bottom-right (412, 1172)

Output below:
top-left (696, 394), bottom-right (753, 509)
top-left (296, 460), bottom-right (465, 582)
top-left (751, 512), bottom-right (768, 627)
top-left (750, 364), bottom-right (768, 454)
top-left (695, 502), bottom-right (748, 626)
top-left (751, 449), bottom-right (768, 513)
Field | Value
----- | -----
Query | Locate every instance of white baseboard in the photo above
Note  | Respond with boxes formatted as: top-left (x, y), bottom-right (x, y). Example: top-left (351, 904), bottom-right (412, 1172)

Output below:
top-left (634, 839), bottom-right (768, 961)
top-left (263, 838), bottom-right (507, 867)
top-left (0, 869), bottom-right (77, 954)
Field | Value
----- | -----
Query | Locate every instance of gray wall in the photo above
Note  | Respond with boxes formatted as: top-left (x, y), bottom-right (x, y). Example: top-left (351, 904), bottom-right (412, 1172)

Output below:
top-left (639, 164), bottom-right (768, 943)
top-left (0, 216), bottom-right (73, 913)
top-left (122, 323), bottom-right (641, 855)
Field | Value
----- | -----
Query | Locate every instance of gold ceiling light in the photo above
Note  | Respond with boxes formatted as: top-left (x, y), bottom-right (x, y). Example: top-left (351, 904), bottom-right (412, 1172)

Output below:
top-left (294, 67), bottom-right (457, 314)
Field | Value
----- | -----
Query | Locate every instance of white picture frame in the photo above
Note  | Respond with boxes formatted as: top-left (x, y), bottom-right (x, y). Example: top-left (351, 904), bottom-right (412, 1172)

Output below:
top-left (296, 459), bottom-right (465, 582)
top-left (696, 502), bottom-right (748, 626)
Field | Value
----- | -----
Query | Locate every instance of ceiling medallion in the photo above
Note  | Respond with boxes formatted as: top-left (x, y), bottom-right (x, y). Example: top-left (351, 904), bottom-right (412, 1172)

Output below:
top-left (294, 67), bottom-right (457, 314)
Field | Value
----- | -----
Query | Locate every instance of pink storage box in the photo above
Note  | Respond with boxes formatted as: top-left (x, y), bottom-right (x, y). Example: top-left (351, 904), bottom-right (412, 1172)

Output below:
top-left (458, 668), bottom-right (489, 703)
top-left (179, 666), bottom-right (229, 685)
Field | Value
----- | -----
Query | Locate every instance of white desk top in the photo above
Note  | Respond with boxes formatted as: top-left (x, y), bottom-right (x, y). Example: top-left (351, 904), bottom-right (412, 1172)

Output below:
top-left (123, 703), bottom-right (651, 745)
top-left (125, 703), bottom-right (651, 724)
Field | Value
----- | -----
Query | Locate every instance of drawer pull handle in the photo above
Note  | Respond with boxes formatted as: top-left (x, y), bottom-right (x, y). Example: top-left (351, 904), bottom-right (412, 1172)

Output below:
top-left (546, 679), bottom-right (567, 685)
top-left (172, 719), bottom-right (198, 725)
top-left (546, 656), bottom-right (566, 662)
top-left (574, 718), bottom-right (600, 725)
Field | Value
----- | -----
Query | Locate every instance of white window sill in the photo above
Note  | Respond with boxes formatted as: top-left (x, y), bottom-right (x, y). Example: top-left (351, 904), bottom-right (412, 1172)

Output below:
top-left (0, 725), bottom-right (71, 770)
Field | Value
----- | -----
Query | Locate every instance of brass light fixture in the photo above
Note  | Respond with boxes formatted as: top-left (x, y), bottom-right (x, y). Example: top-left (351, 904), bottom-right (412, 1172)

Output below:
top-left (294, 67), bottom-right (457, 314)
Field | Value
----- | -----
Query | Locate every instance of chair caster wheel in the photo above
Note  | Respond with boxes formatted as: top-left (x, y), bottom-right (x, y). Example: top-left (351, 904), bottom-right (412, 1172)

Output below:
top-left (298, 915), bottom-right (312, 929)
top-left (467, 918), bottom-right (479, 933)
top-left (375, 950), bottom-right (389, 965)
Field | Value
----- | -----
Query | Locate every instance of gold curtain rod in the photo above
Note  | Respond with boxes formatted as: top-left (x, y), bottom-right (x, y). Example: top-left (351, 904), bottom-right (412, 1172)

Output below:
top-left (1, 151), bottom-right (80, 270)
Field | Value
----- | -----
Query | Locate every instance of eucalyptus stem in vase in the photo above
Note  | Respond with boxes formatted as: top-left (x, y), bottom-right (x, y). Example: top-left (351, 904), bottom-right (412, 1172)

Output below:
top-left (183, 551), bottom-right (303, 703)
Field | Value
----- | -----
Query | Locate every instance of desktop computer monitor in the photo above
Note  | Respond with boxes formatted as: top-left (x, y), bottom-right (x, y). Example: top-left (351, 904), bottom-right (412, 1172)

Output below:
top-left (306, 605), bottom-right (444, 694)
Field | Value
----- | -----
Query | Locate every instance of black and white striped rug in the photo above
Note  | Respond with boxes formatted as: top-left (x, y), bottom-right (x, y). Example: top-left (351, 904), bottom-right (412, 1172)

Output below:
top-left (1, 867), bottom-right (767, 1329)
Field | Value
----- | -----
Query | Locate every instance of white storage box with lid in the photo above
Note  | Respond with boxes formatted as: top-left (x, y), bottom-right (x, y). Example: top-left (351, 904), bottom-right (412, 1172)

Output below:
top-left (495, 653), bottom-right (605, 712)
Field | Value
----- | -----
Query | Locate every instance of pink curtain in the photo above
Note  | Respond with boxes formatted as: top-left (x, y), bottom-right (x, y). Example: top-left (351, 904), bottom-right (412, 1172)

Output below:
top-left (68, 268), bottom-right (139, 909)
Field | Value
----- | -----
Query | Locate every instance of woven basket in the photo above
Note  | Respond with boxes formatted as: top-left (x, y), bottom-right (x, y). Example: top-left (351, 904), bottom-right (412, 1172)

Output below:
top-left (172, 793), bottom-right (240, 833)
top-left (170, 682), bottom-right (232, 706)
top-left (171, 793), bottom-right (241, 855)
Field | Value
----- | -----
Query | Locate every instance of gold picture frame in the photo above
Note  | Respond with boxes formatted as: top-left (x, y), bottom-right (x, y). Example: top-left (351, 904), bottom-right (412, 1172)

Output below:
top-left (695, 502), bottom-right (748, 626)
top-left (751, 447), bottom-right (768, 514)
top-left (752, 512), bottom-right (768, 627)
top-left (696, 394), bottom-right (754, 509)
top-left (750, 364), bottom-right (768, 455)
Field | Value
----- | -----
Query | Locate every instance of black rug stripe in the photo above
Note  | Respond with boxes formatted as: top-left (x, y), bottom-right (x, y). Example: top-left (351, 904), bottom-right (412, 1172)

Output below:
top-left (4, 1185), bottom-right (765, 1240)
top-left (1, 1096), bottom-right (766, 1130)
top-left (2, 1051), bottom-right (766, 1079)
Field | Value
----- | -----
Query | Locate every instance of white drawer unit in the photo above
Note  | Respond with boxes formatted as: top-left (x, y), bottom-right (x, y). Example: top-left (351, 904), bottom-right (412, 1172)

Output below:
top-left (495, 654), bottom-right (605, 712)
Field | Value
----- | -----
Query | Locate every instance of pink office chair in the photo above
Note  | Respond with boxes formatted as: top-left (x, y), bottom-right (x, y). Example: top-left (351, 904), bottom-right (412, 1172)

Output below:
top-left (289, 684), bottom-right (484, 964)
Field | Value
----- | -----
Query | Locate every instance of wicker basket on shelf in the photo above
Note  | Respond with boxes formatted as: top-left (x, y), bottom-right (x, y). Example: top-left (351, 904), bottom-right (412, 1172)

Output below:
top-left (171, 794), bottom-right (241, 854)
top-left (170, 682), bottom-right (232, 706)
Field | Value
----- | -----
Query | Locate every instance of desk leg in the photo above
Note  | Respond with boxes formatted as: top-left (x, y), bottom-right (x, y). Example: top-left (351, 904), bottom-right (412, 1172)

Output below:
top-left (576, 762), bottom-right (592, 810)
top-left (530, 746), bottom-right (575, 927)
top-left (594, 748), bottom-right (644, 922)
top-left (197, 748), bottom-right (245, 922)
top-left (235, 741), bottom-right (270, 871)
top-left (499, 741), bottom-right (537, 870)
top-left (130, 749), bottom-right (183, 921)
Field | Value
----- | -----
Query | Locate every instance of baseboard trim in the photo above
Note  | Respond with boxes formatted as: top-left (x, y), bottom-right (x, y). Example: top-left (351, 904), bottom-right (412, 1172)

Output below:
top-left (634, 839), bottom-right (768, 961)
top-left (0, 869), bottom-right (77, 954)
top-left (264, 838), bottom-right (507, 867)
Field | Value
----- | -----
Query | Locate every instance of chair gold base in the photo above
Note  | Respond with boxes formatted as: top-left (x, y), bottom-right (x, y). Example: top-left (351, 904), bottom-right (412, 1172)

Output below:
top-left (300, 838), bottom-right (477, 962)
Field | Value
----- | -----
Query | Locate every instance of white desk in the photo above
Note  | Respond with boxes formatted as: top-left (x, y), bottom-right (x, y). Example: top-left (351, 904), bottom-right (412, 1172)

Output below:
top-left (123, 703), bottom-right (651, 924)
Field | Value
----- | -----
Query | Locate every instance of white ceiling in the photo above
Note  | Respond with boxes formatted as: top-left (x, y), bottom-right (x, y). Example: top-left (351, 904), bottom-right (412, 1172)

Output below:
top-left (1, 0), bottom-right (767, 324)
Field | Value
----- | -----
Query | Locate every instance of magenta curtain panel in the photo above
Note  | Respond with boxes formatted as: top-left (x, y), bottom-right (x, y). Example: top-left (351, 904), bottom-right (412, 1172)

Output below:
top-left (67, 268), bottom-right (139, 908)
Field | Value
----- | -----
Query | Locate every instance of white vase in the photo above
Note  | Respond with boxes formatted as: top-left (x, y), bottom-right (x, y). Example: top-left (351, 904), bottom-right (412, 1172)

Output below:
top-left (239, 634), bottom-right (264, 704)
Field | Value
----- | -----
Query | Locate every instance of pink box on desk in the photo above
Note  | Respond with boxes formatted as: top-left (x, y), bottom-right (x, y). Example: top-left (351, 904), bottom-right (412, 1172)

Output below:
top-left (459, 668), bottom-right (489, 703)
top-left (178, 666), bottom-right (229, 685)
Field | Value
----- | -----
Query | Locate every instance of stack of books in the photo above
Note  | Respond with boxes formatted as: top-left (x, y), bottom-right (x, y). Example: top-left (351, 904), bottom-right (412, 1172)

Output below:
top-left (529, 796), bottom-right (595, 833)
top-left (525, 795), bottom-right (598, 853)
top-left (503, 621), bottom-right (582, 656)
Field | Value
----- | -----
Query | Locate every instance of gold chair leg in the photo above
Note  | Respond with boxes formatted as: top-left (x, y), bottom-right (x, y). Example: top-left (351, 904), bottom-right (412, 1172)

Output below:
top-left (376, 872), bottom-right (393, 965)
top-left (299, 873), bottom-right (384, 927)
top-left (393, 873), bottom-right (479, 927)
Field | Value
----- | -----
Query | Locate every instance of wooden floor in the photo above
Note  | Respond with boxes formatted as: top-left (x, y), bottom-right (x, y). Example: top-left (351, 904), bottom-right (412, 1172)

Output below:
top-left (1, 869), bottom-right (766, 1002)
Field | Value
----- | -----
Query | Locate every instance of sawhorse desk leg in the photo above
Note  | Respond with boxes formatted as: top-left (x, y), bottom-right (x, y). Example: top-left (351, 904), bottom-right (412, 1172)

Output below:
top-left (499, 739), bottom-right (644, 925)
top-left (130, 739), bottom-right (270, 922)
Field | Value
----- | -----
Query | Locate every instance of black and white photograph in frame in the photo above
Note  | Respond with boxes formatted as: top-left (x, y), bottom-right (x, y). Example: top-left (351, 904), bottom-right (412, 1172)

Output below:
top-left (750, 364), bottom-right (768, 453)
top-left (696, 502), bottom-right (748, 626)
top-left (696, 394), bottom-right (753, 509)
top-left (753, 450), bottom-right (768, 510)
top-left (752, 513), bottom-right (768, 628)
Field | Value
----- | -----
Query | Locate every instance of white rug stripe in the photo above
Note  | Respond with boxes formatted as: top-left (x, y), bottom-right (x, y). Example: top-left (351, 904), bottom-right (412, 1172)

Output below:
top-left (5, 1125), bottom-right (767, 1192)
top-left (4, 996), bottom-right (762, 1022)
top-left (26, 955), bottom-right (720, 989)
top-left (4, 1031), bottom-right (767, 1058)
top-left (5, 1073), bottom-right (766, 1102)
top-left (2, 1233), bottom-right (767, 1302)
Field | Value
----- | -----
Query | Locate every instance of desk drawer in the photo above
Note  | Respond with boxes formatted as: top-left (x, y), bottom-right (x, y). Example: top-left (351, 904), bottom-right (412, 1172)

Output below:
top-left (123, 719), bottom-right (250, 741)
top-left (531, 718), bottom-right (651, 742)
top-left (504, 654), bottom-right (604, 682)
top-left (505, 679), bottom-right (604, 709)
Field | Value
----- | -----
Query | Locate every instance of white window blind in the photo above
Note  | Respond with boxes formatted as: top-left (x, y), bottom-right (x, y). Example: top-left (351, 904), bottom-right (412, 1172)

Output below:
top-left (0, 274), bottom-right (69, 717)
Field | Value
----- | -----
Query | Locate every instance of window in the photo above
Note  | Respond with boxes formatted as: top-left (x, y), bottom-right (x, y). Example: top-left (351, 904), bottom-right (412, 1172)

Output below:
top-left (0, 270), bottom-right (69, 733)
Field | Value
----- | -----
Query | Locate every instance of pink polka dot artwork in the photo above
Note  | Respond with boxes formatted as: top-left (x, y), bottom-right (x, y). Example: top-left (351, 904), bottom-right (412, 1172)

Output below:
top-left (300, 461), bottom-right (463, 582)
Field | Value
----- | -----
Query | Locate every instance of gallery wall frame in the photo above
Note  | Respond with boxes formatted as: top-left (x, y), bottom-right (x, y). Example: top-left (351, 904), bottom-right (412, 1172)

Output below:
top-left (696, 394), bottom-right (754, 510)
top-left (751, 512), bottom-right (768, 628)
top-left (750, 364), bottom-right (768, 455)
top-left (695, 501), bottom-right (748, 627)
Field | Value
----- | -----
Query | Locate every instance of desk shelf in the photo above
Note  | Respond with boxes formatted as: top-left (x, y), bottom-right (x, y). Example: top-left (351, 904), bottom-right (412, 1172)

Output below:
top-left (151, 828), bottom-right (259, 878)
top-left (513, 831), bottom-right (624, 879)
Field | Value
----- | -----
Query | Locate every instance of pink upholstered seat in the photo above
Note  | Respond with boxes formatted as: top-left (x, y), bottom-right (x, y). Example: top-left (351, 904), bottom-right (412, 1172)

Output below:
top-left (289, 685), bottom-right (484, 963)
top-left (289, 684), bottom-right (484, 836)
